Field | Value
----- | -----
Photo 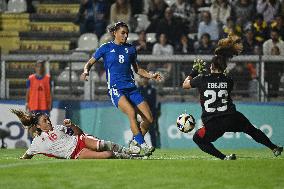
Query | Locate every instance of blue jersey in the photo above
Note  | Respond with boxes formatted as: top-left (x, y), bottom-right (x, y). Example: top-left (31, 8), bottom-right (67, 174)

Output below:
top-left (93, 41), bottom-right (137, 90)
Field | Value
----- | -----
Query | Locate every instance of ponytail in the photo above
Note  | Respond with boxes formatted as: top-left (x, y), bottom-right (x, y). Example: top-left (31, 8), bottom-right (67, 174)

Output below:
top-left (214, 32), bottom-right (243, 58)
top-left (11, 109), bottom-right (43, 136)
top-left (211, 32), bottom-right (243, 72)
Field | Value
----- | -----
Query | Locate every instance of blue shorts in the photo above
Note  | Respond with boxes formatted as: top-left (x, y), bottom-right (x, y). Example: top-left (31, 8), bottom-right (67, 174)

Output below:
top-left (108, 87), bottom-right (144, 108)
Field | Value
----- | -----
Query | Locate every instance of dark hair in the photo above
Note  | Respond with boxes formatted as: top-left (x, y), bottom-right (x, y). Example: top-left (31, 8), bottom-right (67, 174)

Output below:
top-left (275, 14), bottom-right (284, 20)
top-left (203, 11), bottom-right (212, 20)
top-left (211, 55), bottom-right (227, 72)
top-left (11, 109), bottom-right (47, 136)
top-left (201, 33), bottom-right (211, 40)
top-left (108, 21), bottom-right (129, 33)
top-left (255, 13), bottom-right (264, 21)
top-left (35, 59), bottom-right (45, 67)
top-left (270, 28), bottom-right (279, 34)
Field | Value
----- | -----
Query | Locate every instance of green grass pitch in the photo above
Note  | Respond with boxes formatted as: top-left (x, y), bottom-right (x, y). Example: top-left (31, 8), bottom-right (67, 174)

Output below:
top-left (0, 149), bottom-right (283, 189)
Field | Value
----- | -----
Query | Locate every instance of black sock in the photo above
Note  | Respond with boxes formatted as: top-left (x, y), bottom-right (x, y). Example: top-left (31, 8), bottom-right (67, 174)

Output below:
top-left (245, 127), bottom-right (277, 150)
top-left (193, 134), bottom-right (226, 159)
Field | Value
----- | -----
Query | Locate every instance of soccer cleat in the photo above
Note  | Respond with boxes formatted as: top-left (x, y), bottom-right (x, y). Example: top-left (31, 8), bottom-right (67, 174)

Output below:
top-left (273, 146), bottom-right (283, 157)
top-left (223, 154), bottom-right (237, 160)
top-left (113, 152), bottom-right (131, 159)
top-left (128, 140), bottom-right (141, 154)
top-left (141, 143), bottom-right (155, 156)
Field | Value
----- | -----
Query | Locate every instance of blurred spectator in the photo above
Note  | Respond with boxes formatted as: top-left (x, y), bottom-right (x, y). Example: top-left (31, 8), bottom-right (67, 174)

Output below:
top-left (132, 30), bottom-right (152, 54)
top-left (130, 0), bottom-right (144, 15)
top-left (242, 29), bottom-right (260, 54)
top-left (192, 0), bottom-right (209, 25)
top-left (175, 34), bottom-right (195, 54)
top-left (0, 0), bottom-right (7, 12)
top-left (231, 0), bottom-right (255, 26)
top-left (221, 16), bottom-right (242, 38)
top-left (137, 76), bottom-right (160, 148)
top-left (192, 0), bottom-right (210, 11)
top-left (151, 33), bottom-right (174, 85)
top-left (252, 14), bottom-right (269, 44)
top-left (210, 0), bottom-right (231, 25)
top-left (270, 14), bottom-right (284, 40)
top-left (26, 0), bottom-right (35, 13)
top-left (265, 46), bottom-right (283, 97)
top-left (147, 0), bottom-right (168, 32)
top-left (228, 63), bottom-right (251, 97)
top-left (198, 11), bottom-right (219, 41)
top-left (257, 0), bottom-right (281, 23)
top-left (110, 0), bottom-right (131, 25)
top-left (263, 28), bottom-right (284, 55)
top-left (196, 33), bottom-right (215, 54)
top-left (247, 63), bottom-right (257, 79)
top-left (75, 0), bottom-right (108, 35)
top-left (171, 0), bottom-right (197, 33)
top-left (282, 0), bottom-right (284, 14)
top-left (152, 33), bottom-right (174, 55)
top-left (155, 7), bottom-right (186, 45)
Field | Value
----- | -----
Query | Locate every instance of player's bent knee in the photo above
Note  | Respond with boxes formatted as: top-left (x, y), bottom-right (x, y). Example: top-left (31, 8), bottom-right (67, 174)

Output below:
top-left (144, 115), bottom-right (153, 124)
top-left (193, 132), bottom-right (202, 144)
top-left (193, 127), bottom-right (206, 144)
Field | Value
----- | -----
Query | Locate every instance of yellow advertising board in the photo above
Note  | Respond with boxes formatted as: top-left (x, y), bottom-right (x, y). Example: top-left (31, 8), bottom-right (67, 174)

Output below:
top-left (29, 22), bottom-right (79, 32)
top-left (0, 13), bottom-right (30, 31)
top-left (37, 4), bottom-right (79, 14)
top-left (0, 31), bottom-right (20, 54)
top-left (20, 40), bottom-right (70, 51)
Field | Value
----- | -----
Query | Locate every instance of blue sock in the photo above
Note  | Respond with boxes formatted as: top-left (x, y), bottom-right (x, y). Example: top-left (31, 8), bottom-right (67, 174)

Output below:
top-left (133, 132), bottom-right (145, 145)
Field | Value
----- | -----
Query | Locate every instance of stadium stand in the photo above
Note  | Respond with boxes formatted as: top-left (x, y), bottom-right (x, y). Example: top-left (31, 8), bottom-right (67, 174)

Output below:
top-left (0, 0), bottom-right (283, 101)
top-left (0, 0), bottom-right (80, 98)
top-left (76, 33), bottom-right (99, 51)
top-left (7, 0), bottom-right (27, 13)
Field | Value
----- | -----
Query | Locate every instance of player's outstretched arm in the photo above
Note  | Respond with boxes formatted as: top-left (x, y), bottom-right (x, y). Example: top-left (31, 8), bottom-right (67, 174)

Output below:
top-left (183, 58), bottom-right (206, 89)
top-left (182, 76), bottom-right (192, 89)
top-left (80, 57), bottom-right (97, 81)
top-left (63, 119), bottom-right (84, 135)
top-left (20, 152), bottom-right (33, 159)
top-left (133, 62), bottom-right (162, 81)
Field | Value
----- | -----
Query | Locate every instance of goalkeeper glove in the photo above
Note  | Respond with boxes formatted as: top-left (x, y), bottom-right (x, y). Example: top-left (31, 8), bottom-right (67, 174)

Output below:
top-left (189, 58), bottom-right (207, 78)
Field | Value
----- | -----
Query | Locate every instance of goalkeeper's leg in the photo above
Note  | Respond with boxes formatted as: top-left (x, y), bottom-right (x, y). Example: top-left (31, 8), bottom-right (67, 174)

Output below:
top-left (193, 127), bottom-right (227, 160)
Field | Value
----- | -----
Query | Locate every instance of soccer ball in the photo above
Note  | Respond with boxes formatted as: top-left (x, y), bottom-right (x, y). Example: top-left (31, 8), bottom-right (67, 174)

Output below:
top-left (176, 113), bottom-right (196, 133)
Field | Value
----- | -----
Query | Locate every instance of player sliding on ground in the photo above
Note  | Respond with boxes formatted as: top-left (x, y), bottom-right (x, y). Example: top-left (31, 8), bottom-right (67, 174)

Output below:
top-left (183, 33), bottom-right (283, 160)
top-left (11, 109), bottom-right (136, 160)
top-left (81, 21), bottom-right (162, 156)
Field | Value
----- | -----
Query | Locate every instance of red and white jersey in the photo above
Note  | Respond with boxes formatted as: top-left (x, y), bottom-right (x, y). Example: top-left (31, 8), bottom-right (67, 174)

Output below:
top-left (26, 125), bottom-right (78, 159)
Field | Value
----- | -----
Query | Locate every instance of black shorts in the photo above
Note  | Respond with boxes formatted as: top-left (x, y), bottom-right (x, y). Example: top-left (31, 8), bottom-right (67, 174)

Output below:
top-left (196, 111), bottom-right (253, 142)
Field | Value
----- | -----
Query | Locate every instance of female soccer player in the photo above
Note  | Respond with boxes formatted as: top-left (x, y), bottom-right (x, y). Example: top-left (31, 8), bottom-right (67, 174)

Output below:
top-left (81, 22), bottom-right (162, 156)
top-left (182, 34), bottom-right (283, 160)
top-left (11, 109), bottom-right (134, 159)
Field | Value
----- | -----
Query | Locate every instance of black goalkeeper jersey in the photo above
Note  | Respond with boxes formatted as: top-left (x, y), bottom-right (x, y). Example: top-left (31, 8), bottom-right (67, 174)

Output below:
top-left (190, 73), bottom-right (236, 124)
